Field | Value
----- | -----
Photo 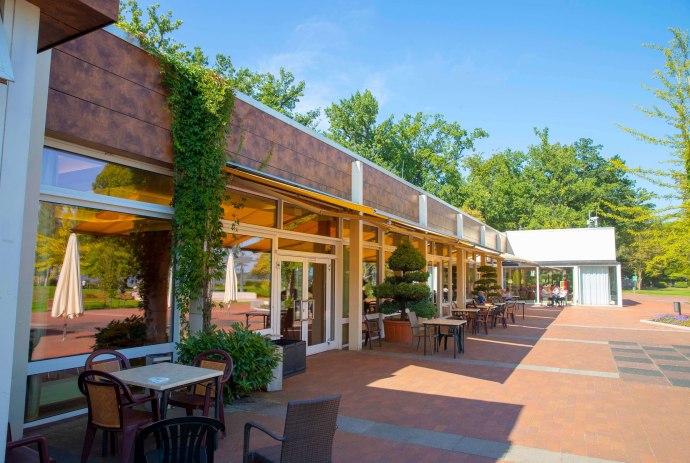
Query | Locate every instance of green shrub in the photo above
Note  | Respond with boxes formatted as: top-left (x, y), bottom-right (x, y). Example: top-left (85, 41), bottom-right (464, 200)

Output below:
top-left (93, 315), bottom-right (147, 350)
top-left (674, 282), bottom-right (688, 288)
top-left (243, 280), bottom-right (270, 297)
top-left (657, 281), bottom-right (668, 289)
top-left (177, 323), bottom-right (281, 399)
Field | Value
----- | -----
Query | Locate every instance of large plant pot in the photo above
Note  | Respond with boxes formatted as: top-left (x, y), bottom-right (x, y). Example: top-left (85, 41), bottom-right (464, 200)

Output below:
top-left (383, 319), bottom-right (412, 344)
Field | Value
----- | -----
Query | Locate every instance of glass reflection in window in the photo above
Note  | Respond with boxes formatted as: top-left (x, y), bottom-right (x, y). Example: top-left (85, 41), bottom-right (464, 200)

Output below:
top-left (41, 147), bottom-right (173, 206)
top-left (222, 189), bottom-right (276, 228)
top-left (30, 202), bottom-right (172, 361)
top-left (282, 203), bottom-right (337, 237)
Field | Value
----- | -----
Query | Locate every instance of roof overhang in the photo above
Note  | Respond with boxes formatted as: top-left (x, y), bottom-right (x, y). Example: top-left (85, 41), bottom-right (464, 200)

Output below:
top-left (28, 0), bottom-right (119, 52)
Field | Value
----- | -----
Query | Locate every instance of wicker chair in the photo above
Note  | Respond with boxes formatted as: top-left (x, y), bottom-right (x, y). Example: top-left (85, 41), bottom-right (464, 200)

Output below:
top-left (6, 425), bottom-right (55, 463)
top-left (407, 310), bottom-right (433, 351)
top-left (168, 350), bottom-right (233, 437)
top-left (78, 370), bottom-right (159, 463)
top-left (473, 308), bottom-right (490, 335)
top-left (243, 394), bottom-right (341, 463)
top-left (134, 416), bottom-right (224, 463)
top-left (85, 349), bottom-right (132, 373)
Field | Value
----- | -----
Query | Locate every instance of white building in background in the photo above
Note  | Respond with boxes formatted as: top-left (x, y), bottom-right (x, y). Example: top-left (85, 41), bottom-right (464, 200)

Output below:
top-left (505, 227), bottom-right (622, 307)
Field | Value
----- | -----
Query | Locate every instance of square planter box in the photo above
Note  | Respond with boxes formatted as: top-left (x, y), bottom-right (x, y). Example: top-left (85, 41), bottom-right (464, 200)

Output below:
top-left (272, 339), bottom-right (306, 378)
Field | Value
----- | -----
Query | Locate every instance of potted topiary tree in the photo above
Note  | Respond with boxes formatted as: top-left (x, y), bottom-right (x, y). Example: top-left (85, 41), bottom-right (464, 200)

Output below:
top-left (374, 241), bottom-right (436, 343)
top-left (474, 264), bottom-right (501, 300)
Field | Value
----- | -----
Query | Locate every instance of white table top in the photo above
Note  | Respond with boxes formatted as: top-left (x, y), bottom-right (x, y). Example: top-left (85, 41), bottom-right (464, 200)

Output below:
top-left (452, 308), bottom-right (480, 313)
top-left (111, 362), bottom-right (223, 391)
top-left (423, 318), bottom-right (468, 327)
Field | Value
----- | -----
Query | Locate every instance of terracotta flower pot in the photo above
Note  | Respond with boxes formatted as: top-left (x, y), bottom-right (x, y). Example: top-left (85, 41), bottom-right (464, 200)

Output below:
top-left (383, 318), bottom-right (412, 343)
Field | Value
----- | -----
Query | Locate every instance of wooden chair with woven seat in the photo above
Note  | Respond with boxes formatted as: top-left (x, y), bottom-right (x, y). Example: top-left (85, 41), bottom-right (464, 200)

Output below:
top-left (135, 416), bottom-right (225, 463)
top-left (504, 301), bottom-right (517, 324)
top-left (78, 370), bottom-right (159, 463)
top-left (473, 307), bottom-right (490, 335)
top-left (362, 313), bottom-right (382, 349)
top-left (6, 425), bottom-right (55, 463)
top-left (491, 304), bottom-right (508, 328)
top-left (168, 349), bottom-right (233, 437)
top-left (243, 394), bottom-right (341, 463)
top-left (407, 310), bottom-right (433, 351)
top-left (85, 349), bottom-right (132, 373)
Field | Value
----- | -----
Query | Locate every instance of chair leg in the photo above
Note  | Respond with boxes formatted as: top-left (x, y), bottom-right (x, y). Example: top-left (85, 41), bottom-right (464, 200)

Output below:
top-left (81, 424), bottom-right (97, 463)
top-left (219, 400), bottom-right (226, 438)
top-left (120, 428), bottom-right (137, 463)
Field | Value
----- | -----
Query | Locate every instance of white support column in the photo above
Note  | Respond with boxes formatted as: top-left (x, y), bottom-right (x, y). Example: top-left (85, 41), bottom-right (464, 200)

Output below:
top-left (419, 194), bottom-right (427, 227)
top-left (351, 161), bottom-right (363, 204)
top-left (535, 267), bottom-right (541, 305)
top-left (0, 0), bottom-right (43, 444)
top-left (457, 249), bottom-right (466, 305)
top-left (616, 264), bottom-right (623, 307)
top-left (348, 219), bottom-right (363, 350)
top-left (572, 266), bottom-right (579, 305)
top-left (497, 260), bottom-right (503, 289)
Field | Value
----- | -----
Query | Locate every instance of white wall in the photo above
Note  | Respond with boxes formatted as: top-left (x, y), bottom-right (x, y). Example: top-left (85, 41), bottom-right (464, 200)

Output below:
top-left (506, 228), bottom-right (616, 263)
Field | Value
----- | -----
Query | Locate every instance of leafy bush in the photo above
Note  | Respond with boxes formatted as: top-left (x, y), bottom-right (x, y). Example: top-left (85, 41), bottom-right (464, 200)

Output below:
top-left (674, 282), bottom-right (688, 288)
top-left (243, 280), bottom-right (270, 297)
top-left (657, 281), bottom-right (669, 289)
top-left (94, 315), bottom-right (147, 349)
top-left (177, 323), bottom-right (281, 398)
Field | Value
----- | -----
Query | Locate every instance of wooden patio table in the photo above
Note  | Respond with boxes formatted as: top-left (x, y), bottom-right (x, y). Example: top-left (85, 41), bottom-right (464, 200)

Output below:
top-left (422, 318), bottom-right (467, 358)
top-left (111, 362), bottom-right (223, 419)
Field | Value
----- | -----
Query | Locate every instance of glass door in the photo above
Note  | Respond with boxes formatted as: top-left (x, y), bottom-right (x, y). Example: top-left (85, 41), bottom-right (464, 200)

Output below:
top-left (278, 257), bottom-right (332, 354)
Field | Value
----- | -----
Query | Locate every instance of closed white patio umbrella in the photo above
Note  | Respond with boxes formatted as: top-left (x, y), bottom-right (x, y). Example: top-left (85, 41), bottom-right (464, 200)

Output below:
top-left (51, 233), bottom-right (84, 340)
top-left (223, 253), bottom-right (238, 304)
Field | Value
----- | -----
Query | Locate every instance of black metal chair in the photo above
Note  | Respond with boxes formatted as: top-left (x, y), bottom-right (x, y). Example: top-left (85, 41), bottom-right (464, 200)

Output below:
top-left (243, 394), bottom-right (341, 463)
top-left (134, 416), bottom-right (224, 463)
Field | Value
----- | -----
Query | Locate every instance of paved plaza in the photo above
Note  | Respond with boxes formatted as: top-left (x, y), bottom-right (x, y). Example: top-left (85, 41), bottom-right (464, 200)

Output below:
top-left (32, 294), bottom-right (690, 462)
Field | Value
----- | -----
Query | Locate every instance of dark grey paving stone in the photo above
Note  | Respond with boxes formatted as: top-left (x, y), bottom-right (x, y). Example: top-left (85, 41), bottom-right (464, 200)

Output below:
top-left (609, 341), bottom-right (638, 346)
top-left (618, 367), bottom-right (664, 377)
top-left (641, 345), bottom-right (675, 352)
top-left (614, 356), bottom-right (653, 364)
top-left (672, 345), bottom-right (690, 350)
top-left (658, 364), bottom-right (690, 373)
top-left (611, 347), bottom-right (644, 353)
top-left (668, 377), bottom-right (690, 388)
top-left (648, 354), bottom-right (688, 361)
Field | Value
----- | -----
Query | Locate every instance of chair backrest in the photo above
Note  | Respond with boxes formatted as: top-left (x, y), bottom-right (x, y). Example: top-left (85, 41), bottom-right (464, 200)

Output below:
top-left (85, 349), bottom-right (132, 374)
top-left (78, 370), bottom-right (135, 430)
top-left (135, 416), bottom-right (224, 463)
top-left (192, 350), bottom-right (233, 398)
top-left (406, 310), bottom-right (423, 335)
top-left (280, 394), bottom-right (341, 463)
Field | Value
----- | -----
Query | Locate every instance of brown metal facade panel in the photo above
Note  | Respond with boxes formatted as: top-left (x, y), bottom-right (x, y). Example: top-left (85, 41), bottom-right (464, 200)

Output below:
top-left (55, 30), bottom-right (166, 93)
top-left (485, 229), bottom-right (498, 251)
top-left (362, 164), bottom-right (419, 222)
top-left (29, 0), bottom-right (119, 52)
top-left (463, 219), bottom-right (481, 243)
top-left (46, 90), bottom-right (173, 165)
top-left (228, 99), bottom-right (351, 199)
top-left (50, 49), bottom-right (169, 130)
top-left (427, 199), bottom-right (457, 236)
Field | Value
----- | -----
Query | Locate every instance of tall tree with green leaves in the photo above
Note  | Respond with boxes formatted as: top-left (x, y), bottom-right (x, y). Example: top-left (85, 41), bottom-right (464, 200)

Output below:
top-left (618, 27), bottom-right (690, 283)
top-left (324, 89), bottom-right (487, 206)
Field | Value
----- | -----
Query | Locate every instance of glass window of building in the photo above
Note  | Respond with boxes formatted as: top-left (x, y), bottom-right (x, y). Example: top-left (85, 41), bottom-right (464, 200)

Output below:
top-left (363, 248), bottom-right (379, 312)
top-left (278, 238), bottom-right (333, 254)
top-left (42, 147), bottom-right (173, 206)
top-left (30, 202), bottom-right (172, 362)
top-left (213, 235), bottom-right (273, 331)
top-left (282, 203), bottom-right (337, 237)
top-left (223, 189), bottom-right (277, 228)
top-left (384, 231), bottom-right (406, 247)
top-left (363, 224), bottom-right (379, 243)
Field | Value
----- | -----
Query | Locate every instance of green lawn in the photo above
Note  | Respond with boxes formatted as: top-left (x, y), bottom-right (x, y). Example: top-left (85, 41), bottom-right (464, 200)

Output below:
top-left (32, 286), bottom-right (140, 312)
top-left (623, 288), bottom-right (690, 297)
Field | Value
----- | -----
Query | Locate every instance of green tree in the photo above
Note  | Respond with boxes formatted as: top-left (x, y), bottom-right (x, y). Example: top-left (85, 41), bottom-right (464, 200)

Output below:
top-left (324, 90), bottom-right (487, 206)
top-left (82, 236), bottom-right (136, 307)
top-left (619, 27), bottom-right (690, 282)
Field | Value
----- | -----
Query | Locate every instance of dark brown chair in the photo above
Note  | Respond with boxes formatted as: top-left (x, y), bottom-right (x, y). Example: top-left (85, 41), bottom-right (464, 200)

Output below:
top-left (473, 308), bottom-right (490, 335)
top-left (504, 301), bottom-right (517, 324)
top-left (6, 425), bottom-right (55, 463)
top-left (135, 416), bottom-right (224, 463)
top-left (85, 349), bottom-right (132, 373)
top-left (362, 315), bottom-right (382, 349)
top-left (492, 304), bottom-right (508, 328)
top-left (78, 370), bottom-right (159, 463)
top-left (168, 350), bottom-right (233, 437)
top-left (243, 394), bottom-right (341, 463)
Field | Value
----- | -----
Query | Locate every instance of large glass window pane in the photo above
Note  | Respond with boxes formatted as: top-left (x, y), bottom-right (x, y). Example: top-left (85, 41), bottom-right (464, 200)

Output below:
top-left (363, 224), bottom-right (378, 243)
top-left (31, 202), bottom-right (172, 361)
top-left (342, 245), bottom-right (350, 318)
top-left (384, 231), bottom-right (406, 247)
top-left (213, 235), bottom-right (273, 331)
top-left (278, 238), bottom-right (333, 254)
top-left (42, 147), bottom-right (173, 206)
top-left (222, 189), bottom-right (276, 228)
top-left (363, 248), bottom-right (378, 312)
top-left (282, 203), bottom-right (337, 237)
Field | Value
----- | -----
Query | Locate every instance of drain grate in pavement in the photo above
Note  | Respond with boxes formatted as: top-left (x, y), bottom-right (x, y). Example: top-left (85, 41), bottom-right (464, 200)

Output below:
top-left (609, 341), bottom-right (690, 388)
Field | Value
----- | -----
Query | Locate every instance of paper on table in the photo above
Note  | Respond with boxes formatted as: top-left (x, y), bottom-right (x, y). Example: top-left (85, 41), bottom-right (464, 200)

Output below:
top-left (148, 377), bottom-right (170, 384)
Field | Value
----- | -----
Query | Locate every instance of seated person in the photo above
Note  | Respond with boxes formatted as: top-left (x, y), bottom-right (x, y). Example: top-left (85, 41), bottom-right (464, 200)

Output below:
top-left (556, 287), bottom-right (567, 306)
top-left (476, 291), bottom-right (486, 304)
top-left (499, 288), bottom-right (513, 301)
top-left (541, 286), bottom-right (550, 305)
top-left (549, 284), bottom-right (560, 306)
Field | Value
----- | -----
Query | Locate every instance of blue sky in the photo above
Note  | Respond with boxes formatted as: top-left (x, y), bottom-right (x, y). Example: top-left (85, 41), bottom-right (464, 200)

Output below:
top-left (136, 1), bottom-right (689, 205)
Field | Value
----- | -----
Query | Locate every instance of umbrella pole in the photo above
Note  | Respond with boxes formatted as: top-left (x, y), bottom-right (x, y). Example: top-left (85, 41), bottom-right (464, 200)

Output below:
top-left (62, 320), bottom-right (67, 341)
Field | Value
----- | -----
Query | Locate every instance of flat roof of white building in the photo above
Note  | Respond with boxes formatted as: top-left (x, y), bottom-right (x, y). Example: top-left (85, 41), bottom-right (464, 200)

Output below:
top-left (506, 227), bottom-right (617, 263)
